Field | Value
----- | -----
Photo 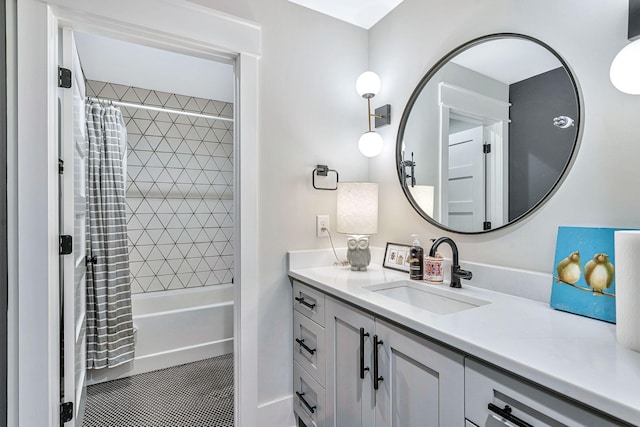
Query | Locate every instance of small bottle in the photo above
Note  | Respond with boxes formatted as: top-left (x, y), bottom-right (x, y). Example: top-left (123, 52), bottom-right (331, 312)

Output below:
top-left (409, 234), bottom-right (424, 280)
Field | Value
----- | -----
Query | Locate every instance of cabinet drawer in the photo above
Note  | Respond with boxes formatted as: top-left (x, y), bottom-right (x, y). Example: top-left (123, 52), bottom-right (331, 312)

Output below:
top-left (293, 310), bottom-right (326, 387)
top-left (294, 360), bottom-right (326, 427)
top-left (293, 280), bottom-right (325, 326)
top-left (465, 358), bottom-right (626, 427)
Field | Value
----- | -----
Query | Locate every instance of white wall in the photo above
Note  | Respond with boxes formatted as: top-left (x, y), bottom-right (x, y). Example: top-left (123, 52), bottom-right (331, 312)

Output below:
top-left (191, 0), bottom-right (370, 416)
top-left (368, 0), bottom-right (640, 273)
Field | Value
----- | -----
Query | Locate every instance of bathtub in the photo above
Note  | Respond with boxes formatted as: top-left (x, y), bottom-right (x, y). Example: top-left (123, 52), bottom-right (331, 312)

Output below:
top-left (87, 284), bottom-right (234, 385)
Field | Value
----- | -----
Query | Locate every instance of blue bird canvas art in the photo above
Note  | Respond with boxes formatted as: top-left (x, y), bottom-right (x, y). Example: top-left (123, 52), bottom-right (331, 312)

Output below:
top-left (550, 226), bottom-right (628, 323)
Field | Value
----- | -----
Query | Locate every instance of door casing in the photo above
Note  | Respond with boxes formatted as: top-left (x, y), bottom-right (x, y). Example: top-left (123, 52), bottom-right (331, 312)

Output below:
top-left (0, 1), bottom-right (9, 425)
top-left (13, 1), bottom-right (261, 426)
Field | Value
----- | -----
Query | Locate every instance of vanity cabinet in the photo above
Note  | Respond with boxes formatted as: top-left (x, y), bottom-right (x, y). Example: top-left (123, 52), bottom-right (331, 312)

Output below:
top-left (325, 296), bottom-right (375, 427)
top-left (292, 280), bottom-right (327, 427)
top-left (374, 319), bottom-right (464, 427)
top-left (324, 295), bottom-right (465, 427)
top-left (464, 358), bottom-right (626, 427)
top-left (292, 279), bottom-right (629, 427)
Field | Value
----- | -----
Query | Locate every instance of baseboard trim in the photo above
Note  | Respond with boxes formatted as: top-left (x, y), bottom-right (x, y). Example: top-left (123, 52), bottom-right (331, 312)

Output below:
top-left (258, 395), bottom-right (295, 427)
top-left (87, 338), bottom-right (233, 385)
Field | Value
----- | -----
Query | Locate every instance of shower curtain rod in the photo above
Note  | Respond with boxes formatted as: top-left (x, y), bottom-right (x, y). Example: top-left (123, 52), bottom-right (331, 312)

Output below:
top-left (86, 97), bottom-right (234, 123)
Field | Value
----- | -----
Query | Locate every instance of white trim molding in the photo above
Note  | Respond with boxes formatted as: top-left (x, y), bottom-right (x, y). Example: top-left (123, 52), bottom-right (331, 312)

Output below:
top-left (49, 0), bottom-right (260, 59)
top-left (438, 82), bottom-right (510, 230)
top-left (13, 1), bottom-right (261, 426)
top-left (16, 2), bottom-right (60, 426)
top-left (234, 52), bottom-right (260, 427)
top-left (258, 395), bottom-right (296, 427)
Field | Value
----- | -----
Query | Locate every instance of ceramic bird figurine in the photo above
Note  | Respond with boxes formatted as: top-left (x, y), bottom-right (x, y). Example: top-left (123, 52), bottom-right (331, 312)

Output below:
top-left (346, 236), bottom-right (371, 271)
top-left (556, 251), bottom-right (581, 284)
top-left (584, 253), bottom-right (615, 293)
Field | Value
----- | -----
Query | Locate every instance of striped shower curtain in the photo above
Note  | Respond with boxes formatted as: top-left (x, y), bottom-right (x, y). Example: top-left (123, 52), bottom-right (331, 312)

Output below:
top-left (85, 101), bottom-right (135, 369)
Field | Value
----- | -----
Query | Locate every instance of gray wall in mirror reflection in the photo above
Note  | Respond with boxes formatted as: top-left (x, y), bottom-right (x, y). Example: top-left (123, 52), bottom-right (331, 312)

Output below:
top-left (508, 67), bottom-right (578, 220)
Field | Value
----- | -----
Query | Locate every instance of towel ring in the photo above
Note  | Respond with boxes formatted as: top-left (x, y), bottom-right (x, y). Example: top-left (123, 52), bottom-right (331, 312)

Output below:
top-left (312, 165), bottom-right (339, 191)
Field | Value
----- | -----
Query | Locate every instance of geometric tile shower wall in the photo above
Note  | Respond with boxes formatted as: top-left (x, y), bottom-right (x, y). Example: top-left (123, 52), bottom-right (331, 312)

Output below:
top-left (86, 80), bottom-right (234, 294)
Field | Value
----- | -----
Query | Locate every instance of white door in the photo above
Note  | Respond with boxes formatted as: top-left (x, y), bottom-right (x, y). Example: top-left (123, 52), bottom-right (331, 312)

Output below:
top-left (446, 126), bottom-right (485, 232)
top-left (325, 297), bottom-right (376, 427)
top-left (60, 28), bottom-right (87, 427)
top-left (374, 320), bottom-right (465, 427)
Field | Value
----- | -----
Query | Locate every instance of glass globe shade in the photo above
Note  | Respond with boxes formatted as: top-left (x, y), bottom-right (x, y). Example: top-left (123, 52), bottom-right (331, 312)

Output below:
top-left (358, 131), bottom-right (384, 157)
top-left (610, 39), bottom-right (640, 95)
top-left (356, 71), bottom-right (381, 98)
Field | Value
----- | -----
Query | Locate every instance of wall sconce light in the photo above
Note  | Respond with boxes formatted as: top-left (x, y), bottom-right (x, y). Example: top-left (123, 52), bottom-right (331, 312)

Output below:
top-left (610, 0), bottom-right (640, 94)
top-left (356, 71), bottom-right (391, 157)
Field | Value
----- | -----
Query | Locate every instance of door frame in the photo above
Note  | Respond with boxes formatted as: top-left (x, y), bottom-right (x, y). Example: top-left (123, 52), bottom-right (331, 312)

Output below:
top-left (0, 0), bottom-right (8, 425)
top-left (439, 82), bottom-right (510, 230)
top-left (14, 1), bottom-right (261, 426)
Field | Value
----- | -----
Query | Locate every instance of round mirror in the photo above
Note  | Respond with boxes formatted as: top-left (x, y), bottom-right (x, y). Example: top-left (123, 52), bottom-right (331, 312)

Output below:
top-left (397, 33), bottom-right (581, 234)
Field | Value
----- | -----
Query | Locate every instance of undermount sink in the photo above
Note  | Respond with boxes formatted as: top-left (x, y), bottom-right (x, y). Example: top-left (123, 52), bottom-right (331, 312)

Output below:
top-left (365, 280), bottom-right (490, 315)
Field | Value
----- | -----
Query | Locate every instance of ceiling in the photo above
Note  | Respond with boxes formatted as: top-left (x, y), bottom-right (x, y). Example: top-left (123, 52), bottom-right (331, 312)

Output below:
top-left (288, 0), bottom-right (405, 29)
top-left (451, 39), bottom-right (561, 85)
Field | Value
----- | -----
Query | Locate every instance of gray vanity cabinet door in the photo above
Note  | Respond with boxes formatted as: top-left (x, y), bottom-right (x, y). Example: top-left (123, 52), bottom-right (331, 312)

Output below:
top-left (374, 320), bottom-right (465, 427)
top-left (464, 358), bottom-right (626, 427)
top-left (325, 297), bottom-right (375, 427)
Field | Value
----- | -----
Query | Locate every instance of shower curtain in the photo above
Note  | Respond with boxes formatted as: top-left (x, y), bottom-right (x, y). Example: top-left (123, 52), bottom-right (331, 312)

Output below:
top-left (85, 101), bottom-right (135, 369)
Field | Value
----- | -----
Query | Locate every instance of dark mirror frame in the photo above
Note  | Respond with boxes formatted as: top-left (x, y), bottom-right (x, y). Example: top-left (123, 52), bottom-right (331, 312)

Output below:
top-left (396, 33), bottom-right (582, 234)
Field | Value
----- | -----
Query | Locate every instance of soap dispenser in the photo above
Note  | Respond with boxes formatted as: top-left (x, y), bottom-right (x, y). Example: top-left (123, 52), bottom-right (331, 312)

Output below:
top-left (409, 234), bottom-right (424, 280)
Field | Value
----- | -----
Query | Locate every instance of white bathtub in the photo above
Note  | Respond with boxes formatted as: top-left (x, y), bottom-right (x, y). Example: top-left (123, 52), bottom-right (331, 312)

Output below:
top-left (87, 284), bottom-right (234, 385)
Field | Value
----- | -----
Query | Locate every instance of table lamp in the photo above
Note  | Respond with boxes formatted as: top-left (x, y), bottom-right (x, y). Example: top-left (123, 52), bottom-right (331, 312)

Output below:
top-left (337, 182), bottom-right (378, 271)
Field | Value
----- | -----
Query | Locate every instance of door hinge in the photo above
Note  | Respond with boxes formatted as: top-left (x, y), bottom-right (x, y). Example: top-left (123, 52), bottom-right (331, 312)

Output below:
top-left (60, 401), bottom-right (73, 423)
top-left (483, 221), bottom-right (492, 230)
top-left (483, 143), bottom-right (491, 154)
top-left (58, 67), bottom-right (72, 88)
top-left (58, 159), bottom-right (64, 174)
top-left (59, 235), bottom-right (73, 255)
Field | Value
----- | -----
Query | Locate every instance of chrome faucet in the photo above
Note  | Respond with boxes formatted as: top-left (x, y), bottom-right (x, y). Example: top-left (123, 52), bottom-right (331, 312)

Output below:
top-left (428, 237), bottom-right (472, 288)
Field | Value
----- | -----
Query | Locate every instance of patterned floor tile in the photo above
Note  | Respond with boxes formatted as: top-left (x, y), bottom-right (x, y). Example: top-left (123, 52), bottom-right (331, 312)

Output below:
top-left (83, 354), bottom-right (234, 426)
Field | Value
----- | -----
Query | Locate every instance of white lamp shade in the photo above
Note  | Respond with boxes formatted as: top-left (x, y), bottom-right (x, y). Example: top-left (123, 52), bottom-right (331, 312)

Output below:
top-left (408, 185), bottom-right (434, 218)
top-left (337, 182), bottom-right (378, 235)
top-left (610, 39), bottom-right (640, 94)
top-left (356, 71), bottom-right (381, 97)
top-left (358, 131), bottom-right (384, 157)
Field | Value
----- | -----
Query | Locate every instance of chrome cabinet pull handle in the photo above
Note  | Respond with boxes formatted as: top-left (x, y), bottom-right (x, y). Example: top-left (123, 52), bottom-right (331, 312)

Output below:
top-left (296, 391), bottom-right (316, 414)
top-left (359, 327), bottom-right (370, 379)
top-left (295, 296), bottom-right (316, 309)
top-left (295, 338), bottom-right (316, 355)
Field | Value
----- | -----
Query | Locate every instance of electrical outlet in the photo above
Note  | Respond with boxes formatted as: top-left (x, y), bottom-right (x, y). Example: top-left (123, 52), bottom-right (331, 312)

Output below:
top-left (316, 215), bottom-right (329, 238)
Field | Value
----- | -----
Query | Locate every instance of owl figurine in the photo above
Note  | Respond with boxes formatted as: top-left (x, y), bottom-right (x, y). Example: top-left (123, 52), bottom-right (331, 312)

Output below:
top-left (347, 235), bottom-right (371, 271)
top-left (584, 253), bottom-right (615, 293)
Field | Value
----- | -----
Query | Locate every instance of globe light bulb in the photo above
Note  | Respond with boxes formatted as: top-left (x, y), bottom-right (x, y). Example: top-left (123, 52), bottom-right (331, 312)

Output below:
top-left (358, 131), bottom-right (384, 157)
top-left (610, 39), bottom-right (640, 95)
top-left (356, 71), bottom-right (381, 98)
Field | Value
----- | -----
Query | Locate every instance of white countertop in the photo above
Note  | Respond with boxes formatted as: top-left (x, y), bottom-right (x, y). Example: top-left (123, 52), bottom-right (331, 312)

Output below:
top-left (288, 253), bottom-right (640, 425)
